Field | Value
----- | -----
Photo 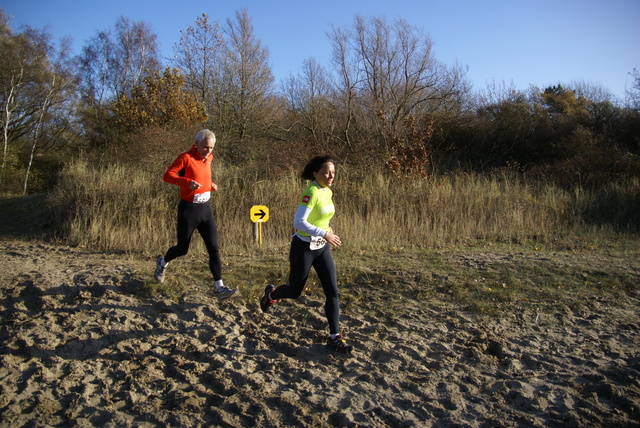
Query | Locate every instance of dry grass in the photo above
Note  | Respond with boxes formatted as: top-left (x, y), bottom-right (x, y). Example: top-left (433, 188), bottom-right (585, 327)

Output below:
top-left (45, 159), bottom-right (638, 254)
top-left (33, 159), bottom-right (638, 315)
top-left (2, 159), bottom-right (638, 316)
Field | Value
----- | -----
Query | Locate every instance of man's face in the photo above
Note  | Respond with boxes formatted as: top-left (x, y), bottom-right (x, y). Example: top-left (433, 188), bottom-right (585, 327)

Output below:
top-left (197, 138), bottom-right (215, 159)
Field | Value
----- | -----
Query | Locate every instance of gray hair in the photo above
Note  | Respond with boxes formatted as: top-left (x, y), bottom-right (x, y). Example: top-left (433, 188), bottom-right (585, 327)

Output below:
top-left (195, 129), bottom-right (216, 144)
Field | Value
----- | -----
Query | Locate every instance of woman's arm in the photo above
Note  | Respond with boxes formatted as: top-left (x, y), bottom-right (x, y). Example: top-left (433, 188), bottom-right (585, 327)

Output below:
top-left (293, 205), bottom-right (327, 237)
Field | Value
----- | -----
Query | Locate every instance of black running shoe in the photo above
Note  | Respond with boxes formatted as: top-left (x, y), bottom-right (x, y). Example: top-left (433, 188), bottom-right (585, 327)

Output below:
top-left (260, 284), bottom-right (275, 312)
top-left (327, 335), bottom-right (353, 354)
top-left (154, 256), bottom-right (167, 283)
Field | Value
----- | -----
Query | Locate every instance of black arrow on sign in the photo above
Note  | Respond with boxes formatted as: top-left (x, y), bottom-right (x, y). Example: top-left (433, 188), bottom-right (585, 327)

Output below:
top-left (253, 209), bottom-right (267, 220)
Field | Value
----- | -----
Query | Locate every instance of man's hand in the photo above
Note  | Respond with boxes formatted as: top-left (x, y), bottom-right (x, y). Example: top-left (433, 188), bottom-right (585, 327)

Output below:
top-left (189, 180), bottom-right (202, 190)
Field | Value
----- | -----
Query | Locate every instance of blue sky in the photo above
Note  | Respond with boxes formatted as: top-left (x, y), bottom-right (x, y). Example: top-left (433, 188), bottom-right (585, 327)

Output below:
top-left (1, 0), bottom-right (638, 101)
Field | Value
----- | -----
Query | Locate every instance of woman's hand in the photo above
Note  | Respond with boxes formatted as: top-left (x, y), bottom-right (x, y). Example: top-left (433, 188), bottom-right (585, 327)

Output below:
top-left (189, 180), bottom-right (202, 190)
top-left (325, 229), bottom-right (342, 247)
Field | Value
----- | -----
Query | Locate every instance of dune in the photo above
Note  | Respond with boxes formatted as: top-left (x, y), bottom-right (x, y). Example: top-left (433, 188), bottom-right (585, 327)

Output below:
top-left (0, 241), bottom-right (638, 427)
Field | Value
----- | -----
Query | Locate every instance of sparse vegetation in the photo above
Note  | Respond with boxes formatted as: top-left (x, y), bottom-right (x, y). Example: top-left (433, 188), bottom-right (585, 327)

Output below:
top-left (45, 159), bottom-right (639, 254)
top-left (1, 6), bottom-right (638, 317)
top-left (35, 158), bottom-right (638, 316)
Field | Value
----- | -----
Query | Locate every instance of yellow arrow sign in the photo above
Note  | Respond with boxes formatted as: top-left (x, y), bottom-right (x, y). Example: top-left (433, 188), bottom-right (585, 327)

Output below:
top-left (250, 205), bottom-right (269, 223)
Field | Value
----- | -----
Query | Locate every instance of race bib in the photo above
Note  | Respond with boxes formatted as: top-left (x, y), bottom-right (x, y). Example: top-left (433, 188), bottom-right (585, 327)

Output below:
top-left (192, 191), bottom-right (211, 203)
top-left (310, 235), bottom-right (327, 250)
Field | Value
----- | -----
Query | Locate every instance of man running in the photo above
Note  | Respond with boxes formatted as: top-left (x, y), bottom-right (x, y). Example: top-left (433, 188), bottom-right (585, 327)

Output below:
top-left (154, 129), bottom-right (236, 300)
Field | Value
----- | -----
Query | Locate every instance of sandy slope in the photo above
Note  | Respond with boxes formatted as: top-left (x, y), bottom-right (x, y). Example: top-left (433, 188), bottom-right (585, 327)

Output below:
top-left (0, 240), bottom-right (638, 427)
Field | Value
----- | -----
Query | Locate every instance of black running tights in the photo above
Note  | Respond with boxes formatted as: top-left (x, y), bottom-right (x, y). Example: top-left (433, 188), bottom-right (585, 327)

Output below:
top-left (164, 200), bottom-right (222, 281)
top-left (271, 236), bottom-right (340, 335)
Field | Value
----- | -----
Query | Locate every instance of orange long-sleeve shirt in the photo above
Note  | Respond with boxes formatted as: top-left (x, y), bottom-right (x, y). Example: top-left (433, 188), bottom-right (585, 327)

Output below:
top-left (163, 145), bottom-right (216, 202)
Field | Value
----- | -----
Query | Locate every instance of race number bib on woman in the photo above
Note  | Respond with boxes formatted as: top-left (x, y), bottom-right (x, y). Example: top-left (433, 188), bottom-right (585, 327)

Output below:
top-left (310, 235), bottom-right (327, 250)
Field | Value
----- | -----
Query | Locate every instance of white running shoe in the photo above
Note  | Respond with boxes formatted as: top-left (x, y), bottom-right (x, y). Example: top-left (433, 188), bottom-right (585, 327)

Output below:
top-left (216, 286), bottom-right (237, 300)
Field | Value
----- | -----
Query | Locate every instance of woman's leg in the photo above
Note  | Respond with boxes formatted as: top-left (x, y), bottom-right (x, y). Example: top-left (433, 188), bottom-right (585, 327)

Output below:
top-left (271, 236), bottom-right (313, 300)
top-left (313, 247), bottom-right (340, 335)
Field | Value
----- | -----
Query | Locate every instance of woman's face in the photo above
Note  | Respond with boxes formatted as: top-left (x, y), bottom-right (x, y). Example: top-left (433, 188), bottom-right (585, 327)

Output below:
top-left (313, 162), bottom-right (335, 188)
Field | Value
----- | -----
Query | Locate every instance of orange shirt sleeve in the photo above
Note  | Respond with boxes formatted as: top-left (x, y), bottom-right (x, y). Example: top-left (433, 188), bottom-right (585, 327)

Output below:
top-left (163, 153), bottom-right (192, 187)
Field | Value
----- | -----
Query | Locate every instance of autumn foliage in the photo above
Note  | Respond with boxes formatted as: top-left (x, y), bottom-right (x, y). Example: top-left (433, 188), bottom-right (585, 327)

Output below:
top-left (112, 68), bottom-right (207, 133)
top-left (384, 114), bottom-right (433, 181)
top-left (1, 8), bottom-right (639, 196)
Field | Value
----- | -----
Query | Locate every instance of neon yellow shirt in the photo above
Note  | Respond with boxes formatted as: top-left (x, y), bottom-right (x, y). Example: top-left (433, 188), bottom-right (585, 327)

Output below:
top-left (295, 182), bottom-right (335, 237)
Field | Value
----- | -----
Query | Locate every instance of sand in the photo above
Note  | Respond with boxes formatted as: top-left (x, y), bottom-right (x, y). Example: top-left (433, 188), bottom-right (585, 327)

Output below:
top-left (0, 240), bottom-right (638, 427)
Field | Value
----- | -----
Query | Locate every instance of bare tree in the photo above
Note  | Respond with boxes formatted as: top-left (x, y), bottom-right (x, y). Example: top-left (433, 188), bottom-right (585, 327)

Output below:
top-left (22, 37), bottom-right (77, 194)
top-left (112, 17), bottom-right (160, 98)
top-left (571, 79), bottom-right (614, 105)
top-left (172, 13), bottom-right (223, 110)
top-left (329, 24), bottom-right (360, 151)
top-left (78, 30), bottom-right (114, 109)
top-left (328, 15), bottom-right (468, 154)
top-left (626, 68), bottom-right (640, 111)
top-left (0, 9), bottom-right (78, 193)
top-left (283, 58), bottom-right (333, 147)
top-left (77, 16), bottom-right (160, 144)
top-left (0, 21), bottom-right (52, 186)
top-left (219, 8), bottom-right (274, 144)
top-left (79, 17), bottom-right (160, 105)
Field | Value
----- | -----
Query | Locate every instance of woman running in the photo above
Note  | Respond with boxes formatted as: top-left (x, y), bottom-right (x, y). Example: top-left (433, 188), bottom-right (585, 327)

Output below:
top-left (260, 155), bottom-right (352, 354)
top-left (154, 129), bottom-right (236, 300)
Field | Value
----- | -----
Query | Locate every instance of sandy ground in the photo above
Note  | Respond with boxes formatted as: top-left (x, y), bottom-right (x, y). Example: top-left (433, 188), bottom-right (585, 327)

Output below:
top-left (0, 240), bottom-right (639, 427)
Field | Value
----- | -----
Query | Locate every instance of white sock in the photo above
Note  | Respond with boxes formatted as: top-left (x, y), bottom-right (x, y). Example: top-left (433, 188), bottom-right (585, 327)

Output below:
top-left (215, 280), bottom-right (224, 291)
top-left (330, 333), bottom-right (340, 340)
